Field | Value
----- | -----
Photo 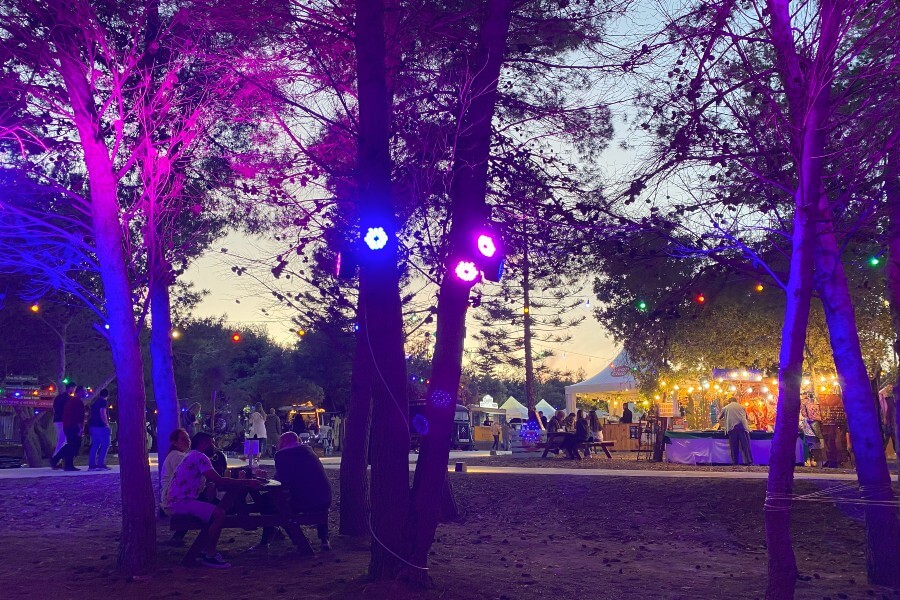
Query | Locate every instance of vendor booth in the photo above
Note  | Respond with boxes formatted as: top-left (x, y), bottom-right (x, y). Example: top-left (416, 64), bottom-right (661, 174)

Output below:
top-left (469, 396), bottom-right (505, 450)
top-left (500, 396), bottom-right (528, 421)
top-left (664, 430), bottom-right (806, 465)
top-left (565, 353), bottom-right (639, 450)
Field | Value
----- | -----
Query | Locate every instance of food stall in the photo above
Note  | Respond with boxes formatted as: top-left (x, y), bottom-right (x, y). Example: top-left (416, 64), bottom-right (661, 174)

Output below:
top-left (564, 353), bottom-right (640, 450)
top-left (661, 369), bottom-right (807, 465)
top-left (468, 396), bottom-right (505, 450)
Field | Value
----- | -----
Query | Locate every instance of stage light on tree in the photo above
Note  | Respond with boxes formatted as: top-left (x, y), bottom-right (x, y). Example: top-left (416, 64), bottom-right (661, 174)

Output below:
top-left (363, 227), bottom-right (388, 250)
top-left (454, 260), bottom-right (479, 283)
top-left (477, 234), bottom-right (497, 257)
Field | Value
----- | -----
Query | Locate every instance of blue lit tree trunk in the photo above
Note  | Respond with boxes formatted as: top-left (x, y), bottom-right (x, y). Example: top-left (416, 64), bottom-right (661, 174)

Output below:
top-left (355, 0), bottom-right (410, 579)
top-left (339, 296), bottom-right (373, 537)
top-left (52, 24), bottom-right (156, 575)
top-left (148, 249), bottom-right (179, 496)
top-left (404, 0), bottom-right (515, 580)
top-left (764, 0), bottom-right (844, 597)
top-left (887, 144), bottom-right (900, 484)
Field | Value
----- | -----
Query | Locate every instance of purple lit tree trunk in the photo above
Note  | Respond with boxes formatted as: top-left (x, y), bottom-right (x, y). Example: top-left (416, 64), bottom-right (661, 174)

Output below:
top-left (763, 0), bottom-right (844, 596)
top-left (887, 144), bottom-right (900, 484)
top-left (52, 27), bottom-right (156, 574)
top-left (405, 0), bottom-right (515, 579)
top-left (340, 297), bottom-right (373, 537)
top-left (814, 189), bottom-right (900, 586)
top-left (355, 0), bottom-right (410, 579)
top-left (148, 251), bottom-right (179, 494)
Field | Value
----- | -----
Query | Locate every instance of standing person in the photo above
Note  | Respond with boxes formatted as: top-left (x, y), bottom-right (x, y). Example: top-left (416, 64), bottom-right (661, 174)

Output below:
top-left (87, 389), bottom-right (111, 470)
top-left (620, 402), bottom-right (633, 424)
top-left (539, 411), bottom-right (548, 429)
top-left (165, 432), bottom-right (261, 568)
top-left (491, 419), bottom-right (502, 451)
top-left (52, 386), bottom-right (87, 471)
top-left (800, 392), bottom-right (826, 467)
top-left (50, 383), bottom-right (76, 468)
top-left (588, 409), bottom-right (603, 442)
top-left (265, 408), bottom-right (282, 457)
top-left (719, 397), bottom-right (753, 465)
top-left (182, 402), bottom-right (201, 436)
top-left (248, 403), bottom-right (267, 456)
top-left (291, 412), bottom-right (308, 436)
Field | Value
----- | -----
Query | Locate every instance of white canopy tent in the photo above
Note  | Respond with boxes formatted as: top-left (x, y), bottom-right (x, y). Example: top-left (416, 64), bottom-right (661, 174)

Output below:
top-left (500, 396), bottom-right (528, 420)
top-left (534, 399), bottom-right (558, 419)
top-left (564, 351), bottom-right (638, 414)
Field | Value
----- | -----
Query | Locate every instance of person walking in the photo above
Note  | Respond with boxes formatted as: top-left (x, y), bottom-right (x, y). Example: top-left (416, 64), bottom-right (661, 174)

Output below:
top-left (719, 397), bottom-right (753, 465)
top-left (265, 408), bottom-right (282, 457)
top-left (52, 385), bottom-right (87, 471)
top-left (50, 382), bottom-right (76, 468)
top-left (491, 419), bottom-right (502, 451)
top-left (87, 389), bottom-right (111, 470)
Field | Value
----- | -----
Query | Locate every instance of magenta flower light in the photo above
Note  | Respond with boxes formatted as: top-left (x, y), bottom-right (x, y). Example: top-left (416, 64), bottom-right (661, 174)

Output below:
top-left (477, 234), bottom-right (497, 257)
top-left (454, 260), bottom-right (479, 282)
top-left (364, 227), bottom-right (388, 250)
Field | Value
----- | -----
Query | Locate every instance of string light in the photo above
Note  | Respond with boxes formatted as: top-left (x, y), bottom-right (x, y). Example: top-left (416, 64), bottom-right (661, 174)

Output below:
top-left (755, 283), bottom-right (764, 292)
top-left (30, 303), bottom-right (39, 313)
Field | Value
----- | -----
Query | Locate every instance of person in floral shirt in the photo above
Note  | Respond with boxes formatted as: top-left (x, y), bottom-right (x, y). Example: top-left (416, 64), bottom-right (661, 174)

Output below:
top-left (165, 432), bottom-right (260, 568)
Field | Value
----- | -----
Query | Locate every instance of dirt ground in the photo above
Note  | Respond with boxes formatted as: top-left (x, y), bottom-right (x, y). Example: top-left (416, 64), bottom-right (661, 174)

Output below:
top-left (0, 469), bottom-right (897, 600)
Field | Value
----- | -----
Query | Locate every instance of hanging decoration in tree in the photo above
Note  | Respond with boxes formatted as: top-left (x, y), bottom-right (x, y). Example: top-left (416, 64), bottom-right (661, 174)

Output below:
top-left (363, 226), bottom-right (388, 250)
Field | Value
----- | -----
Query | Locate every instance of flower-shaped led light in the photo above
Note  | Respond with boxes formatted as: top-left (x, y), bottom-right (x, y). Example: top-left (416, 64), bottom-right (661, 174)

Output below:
top-left (454, 260), bottom-right (479, 282)
top-left (364, 227), bottom-right (388, 250)
top-left (477, 234), bottom-right (497, 257)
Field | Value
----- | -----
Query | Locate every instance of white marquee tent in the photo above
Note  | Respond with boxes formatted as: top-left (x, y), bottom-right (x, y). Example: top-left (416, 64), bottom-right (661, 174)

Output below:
top-left (534, 399), bottom-right (558, 419)
top-left (500, 396), bottom-right (528, 420)
top-left (564, 351), bottom-right (638, 414)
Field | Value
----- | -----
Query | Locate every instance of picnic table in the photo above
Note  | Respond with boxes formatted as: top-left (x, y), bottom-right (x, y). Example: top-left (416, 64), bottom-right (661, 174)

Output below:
top-left (170, 479), bottom-right (327, 566)
top-left (537, 431), bottom-right (615, 459)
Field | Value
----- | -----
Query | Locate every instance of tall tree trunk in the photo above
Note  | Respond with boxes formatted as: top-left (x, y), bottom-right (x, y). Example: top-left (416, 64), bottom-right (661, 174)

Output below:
top-left (522, 232), bottom-right (535, 408)
top-left (148, 258), bottom-right (179, 497)
top-left (355, 0), bottom-right (410, 579)
top-left (764, 0), bottom-right (845, 596)
top-left (340, 297), bottom-right (373, 537)
top-left (885, 142), bottom-right (900, 484)
top-left (53, 29), bottom-right (156, 574)
top-left (815, 192), bottom-right (900, 587)
top-left (405, 0), bottom-right (515, 580)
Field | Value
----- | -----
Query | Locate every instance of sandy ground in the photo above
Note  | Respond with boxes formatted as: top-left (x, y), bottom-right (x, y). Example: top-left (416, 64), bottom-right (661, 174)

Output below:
top-left (0, 468), bottom-right (897, 600)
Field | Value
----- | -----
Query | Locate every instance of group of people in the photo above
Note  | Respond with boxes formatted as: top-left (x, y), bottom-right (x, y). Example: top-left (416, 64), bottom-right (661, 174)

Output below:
top-left (160, 426), bottom-right (332, 568)
top-left (50, 383), bottom-right (111, 471)
top-left (545, 408), bottom-right (603, 459)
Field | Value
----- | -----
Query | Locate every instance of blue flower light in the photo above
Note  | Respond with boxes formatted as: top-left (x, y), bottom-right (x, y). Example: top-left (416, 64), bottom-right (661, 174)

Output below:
top-left (364, 227), bottom-right (388, 250)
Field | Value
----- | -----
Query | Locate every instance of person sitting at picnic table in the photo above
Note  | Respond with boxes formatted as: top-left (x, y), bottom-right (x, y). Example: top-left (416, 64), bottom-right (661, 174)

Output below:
top-left (560, 410), bottom-right (589, 459)
top-left (564, 412), bottom-right (577, 432)
top-left (546, 410), bottom-right (565, 433)
top-left (165, 432), bottom-right (261, 568)
top-left (252, 432), bottom-right (333, 551)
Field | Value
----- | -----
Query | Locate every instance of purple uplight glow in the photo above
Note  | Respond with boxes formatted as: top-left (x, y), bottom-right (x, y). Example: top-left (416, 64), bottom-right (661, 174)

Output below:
top-left (454, 260), bottom-right (479, 282)
top-left (477, 234), bottom-right (497, 257)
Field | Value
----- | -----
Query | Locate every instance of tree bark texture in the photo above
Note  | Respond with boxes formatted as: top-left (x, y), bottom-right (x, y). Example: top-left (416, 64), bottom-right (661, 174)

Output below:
top-left (355, 0), bottom-right (410, 579)
top-left (340, 298), bottom-right (374, 537)
top-left (885, 143), bottom-right (900, 484)
top-left (15, 406), bottom-right (44, 467)
top-left (764, 0), bottom-right (845, 596)
top-left (405, 0), bottom-right (515, 580)
top-left (148, 259), bottom-right (179, 498)
top-left (52, 20), bottom-right (156, 574)
top-left (815, 194), bottom-right (900, 586)
top-left (522, 233), bottom-right (535, 408)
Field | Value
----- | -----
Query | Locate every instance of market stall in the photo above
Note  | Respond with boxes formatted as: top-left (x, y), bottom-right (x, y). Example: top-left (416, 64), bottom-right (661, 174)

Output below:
top-left (563, 351), bottom-right (637, 415)
top-left (664, 430), bottom-right (806, 465)
top-left (534, 399), bottom-right (558, 420)
top-left (468, 396), bottom-right (505, 449)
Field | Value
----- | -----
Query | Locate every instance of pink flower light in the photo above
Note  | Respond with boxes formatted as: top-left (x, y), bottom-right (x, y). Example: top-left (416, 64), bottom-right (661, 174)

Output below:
top-left (454, 260), bottom-right (479, 282)
top-left (477, 234), bottom-right (497, 257)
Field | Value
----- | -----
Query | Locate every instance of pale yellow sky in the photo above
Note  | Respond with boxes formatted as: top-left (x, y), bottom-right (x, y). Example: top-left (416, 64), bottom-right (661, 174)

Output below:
top-left (183, 231), bottom-right (620, 380)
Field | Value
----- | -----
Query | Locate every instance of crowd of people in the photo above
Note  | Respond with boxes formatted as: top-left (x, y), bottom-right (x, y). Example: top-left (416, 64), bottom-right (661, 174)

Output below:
top-left (545, 408), bottom-right (603, 459)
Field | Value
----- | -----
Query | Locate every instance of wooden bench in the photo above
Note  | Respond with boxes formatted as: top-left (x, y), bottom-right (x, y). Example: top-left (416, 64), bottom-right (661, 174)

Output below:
top-left (170, 508), bottom-right (328, 566)
top-left (537, 432), bottom-right (615, 459)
